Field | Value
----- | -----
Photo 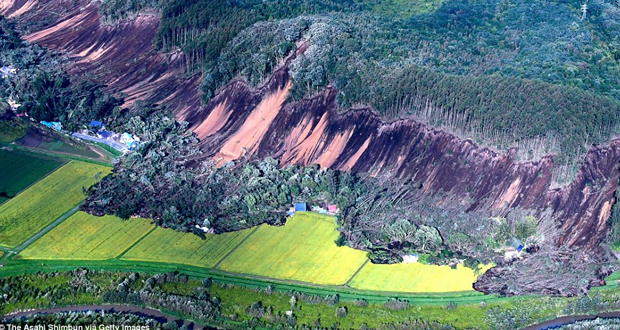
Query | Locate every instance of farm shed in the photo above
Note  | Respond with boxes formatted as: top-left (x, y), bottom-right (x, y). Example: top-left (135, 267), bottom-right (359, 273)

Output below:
top-left (294, 202), bottom-right (307, 212)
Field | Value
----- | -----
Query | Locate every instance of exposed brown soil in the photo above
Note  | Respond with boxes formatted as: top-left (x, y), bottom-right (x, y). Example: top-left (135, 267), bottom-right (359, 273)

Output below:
top-left (1, 0), bottom-right (202, 114)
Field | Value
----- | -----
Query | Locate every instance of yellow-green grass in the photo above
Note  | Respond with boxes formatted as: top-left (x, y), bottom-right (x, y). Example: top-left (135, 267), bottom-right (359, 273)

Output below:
top-left (0, 161), bottom-right (110, 248)
top-left (218, 212), bottom-right (368, 285)
top-left (349, 262), bottom-right (493, 293)
top-left (121, 225), bottom-right (254, 268)
top-left (20, 212), bottom-right (154, 260)
top-left (0, 148), bottom-right (64, 204)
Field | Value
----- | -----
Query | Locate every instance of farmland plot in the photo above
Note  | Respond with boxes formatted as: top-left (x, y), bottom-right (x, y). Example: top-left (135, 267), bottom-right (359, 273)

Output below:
top-left (348, 262), bottom-right (491, 293)
top-left (0, 149), bottom-right (64, 204)
top-left (217, 212), bottom-right (368, 285)
top-left (0, 161), bottom-right (110, 248)
top-left (20, 212), bottom-right (154, 260)
top-left (121, 226), bottom-right (254, 268)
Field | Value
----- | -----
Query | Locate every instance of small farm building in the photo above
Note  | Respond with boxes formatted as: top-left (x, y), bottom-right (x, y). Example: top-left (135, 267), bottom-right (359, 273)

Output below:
top-left (294, 202), bottom-right (307, 212)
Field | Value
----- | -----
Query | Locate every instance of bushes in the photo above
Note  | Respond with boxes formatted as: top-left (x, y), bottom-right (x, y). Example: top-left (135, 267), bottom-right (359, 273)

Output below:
top-left (384, 298), bottom-right (409, 310)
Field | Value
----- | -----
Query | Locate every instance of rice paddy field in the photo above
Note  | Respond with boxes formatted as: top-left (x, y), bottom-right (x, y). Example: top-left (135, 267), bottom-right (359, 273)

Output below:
top-left (20, 212), bottom-right (154, 260)
top-left (348, 262), bottom-right (492, 293)
top-left (217, 212), bottom-right (368, 285)
top-left (0, 148), bottom-right (64, 204)
top-left (0, 161), bottom-right (110, 248)
top-left (121, 225), bottom-right (254, 268)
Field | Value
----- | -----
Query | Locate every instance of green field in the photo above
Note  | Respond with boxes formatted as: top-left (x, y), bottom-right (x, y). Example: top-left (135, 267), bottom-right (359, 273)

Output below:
top-left (0, 149), bottom-right (64, 204)
top-left (20, 212), bottom-right (154, 260)
top-left (349, 262), bottom-right (492, 293)
top-left (218, 212), bottom-right (368, 285)
top-left (0, 161), bottom-right (110, 248)
top-left (122, 225), bottom-right (254, 268)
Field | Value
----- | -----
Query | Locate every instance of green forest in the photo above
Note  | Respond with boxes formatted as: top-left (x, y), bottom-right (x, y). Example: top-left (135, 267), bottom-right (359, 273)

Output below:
top-left (97, 0), bottom-right (620, 160)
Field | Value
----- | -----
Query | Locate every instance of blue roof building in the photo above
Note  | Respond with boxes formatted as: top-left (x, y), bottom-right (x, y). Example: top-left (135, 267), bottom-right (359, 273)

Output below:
top-left (88, 120), bottom-right (104, 128)
top-left (294, 202), bottom-right (307, 212)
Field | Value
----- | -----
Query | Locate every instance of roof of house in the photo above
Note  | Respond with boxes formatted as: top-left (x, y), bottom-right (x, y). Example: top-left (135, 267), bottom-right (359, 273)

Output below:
top-left (294, 202), bottom-right (307, 211)
top-left (328, 204), bottom-right (338, 212)
top-left (88, 120), bottom-right (103, 128)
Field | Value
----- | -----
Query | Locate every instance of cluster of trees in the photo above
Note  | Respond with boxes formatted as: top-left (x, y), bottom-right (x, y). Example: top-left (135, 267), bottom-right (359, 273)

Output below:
top-left (0, 16), bottom-right (122, 132)
top-left (99, 0), bottom-right (620, 160)
top-left (0, 269), bottom-right (222, 326)
top-left (5, 312), bottom-right (167, 330)
top-left (337, 176), bottom-right (541, 266)
top-left (83, 110), bottom-right (364, 234)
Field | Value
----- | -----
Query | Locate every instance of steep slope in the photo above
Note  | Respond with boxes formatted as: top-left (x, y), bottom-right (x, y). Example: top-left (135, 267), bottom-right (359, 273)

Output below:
top-left (0, 0), bottom-right (201, 114)
top-left (199, 67), bottom-right (620, 253)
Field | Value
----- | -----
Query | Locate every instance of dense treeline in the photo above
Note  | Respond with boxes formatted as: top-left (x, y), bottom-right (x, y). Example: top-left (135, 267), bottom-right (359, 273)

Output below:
top-left (99, 0), bottom-right (620, 159)
top-left (0, 15), bottom-right (122, 132)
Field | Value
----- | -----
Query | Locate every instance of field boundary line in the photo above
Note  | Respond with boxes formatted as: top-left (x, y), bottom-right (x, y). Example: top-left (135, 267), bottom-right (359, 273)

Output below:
top-left (7, 204), bottom-right (82, 259)
top-left (213, 226), bottom-right (261, 269)
top-left (0, 158), bottom-right (68, 208)
top-left (115, 226), bottom-right (158, 259)
top-left (0, 142), bottom-right (113, 167)
top-left (344, 259), bottom-right (370, 287)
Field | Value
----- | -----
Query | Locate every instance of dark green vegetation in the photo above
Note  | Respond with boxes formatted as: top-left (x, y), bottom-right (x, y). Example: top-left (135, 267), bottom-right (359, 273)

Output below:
top-left (0, 148), bottom-right (63, 204)
top-left (4, 269), bottom-right (620, 329)
top-left (0, 15), bottom-right (122, 132)
top-left (5, 312), bottom-right (169, 330)
top-left (100, 0), bottom-right (620, 160)
top-left (0, 111), bottom-right (28, 142)
top-left (82, 111), bottom-right (364, 234)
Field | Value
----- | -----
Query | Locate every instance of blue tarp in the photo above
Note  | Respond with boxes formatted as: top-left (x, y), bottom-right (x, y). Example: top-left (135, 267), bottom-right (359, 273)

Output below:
top-left (88, 120), bottom-right (104, 128)
top-left (41, 121), bottom-right (62, 131)
top-left (517, 245), bottom-right (524, 253)
top-left (294, 202), bottom-right (307, 212)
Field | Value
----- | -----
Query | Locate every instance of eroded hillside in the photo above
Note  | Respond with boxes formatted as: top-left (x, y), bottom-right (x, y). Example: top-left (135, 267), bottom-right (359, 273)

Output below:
top-left (3, 0), bottom-right (620, 296)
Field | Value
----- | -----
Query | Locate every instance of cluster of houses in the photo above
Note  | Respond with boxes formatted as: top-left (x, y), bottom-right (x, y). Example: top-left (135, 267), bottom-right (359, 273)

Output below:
top-left (36, 119), bottom-right (141, 154)
top-left (286, 202), bottom-right (339, 216)
top-left (194, 202), bottom-right (340, 234)
top-left (72, 120), bottom-right (141, 153)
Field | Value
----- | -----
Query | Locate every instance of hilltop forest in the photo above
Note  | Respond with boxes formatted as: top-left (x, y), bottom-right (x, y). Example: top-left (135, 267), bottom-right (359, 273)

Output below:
top-left (97, 0), bottom-right (620, 161)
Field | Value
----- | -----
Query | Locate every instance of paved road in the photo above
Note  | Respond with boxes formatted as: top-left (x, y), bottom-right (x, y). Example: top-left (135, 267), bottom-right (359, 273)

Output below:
top-left (6, 204), bottom-right (81, 258)
top-left (72, 133), bottom-right (127, 152)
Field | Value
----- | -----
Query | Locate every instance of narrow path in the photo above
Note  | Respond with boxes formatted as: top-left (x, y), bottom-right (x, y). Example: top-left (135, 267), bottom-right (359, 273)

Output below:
top-left (344, 259), bottom-right (369, 287)
top-left (115, 227), bottom-right (157, 259)
top-left (6, 203), bottom-right (81, 259)
top-left (213, 226), bottom-right (261, 269)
